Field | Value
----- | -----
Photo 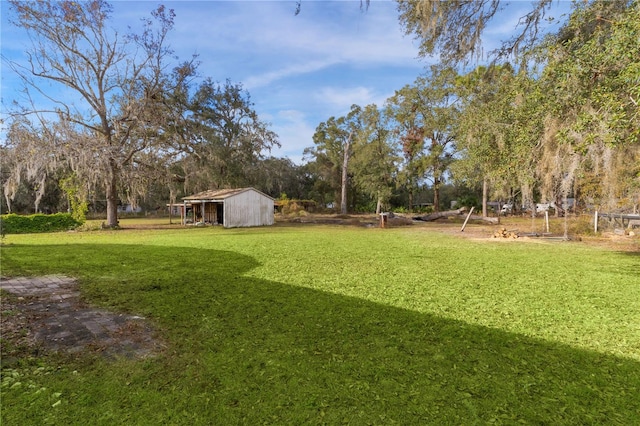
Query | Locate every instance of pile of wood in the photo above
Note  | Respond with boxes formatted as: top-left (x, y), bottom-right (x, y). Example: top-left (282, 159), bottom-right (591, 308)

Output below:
top-left (493, 227), bottom-right (519, 239)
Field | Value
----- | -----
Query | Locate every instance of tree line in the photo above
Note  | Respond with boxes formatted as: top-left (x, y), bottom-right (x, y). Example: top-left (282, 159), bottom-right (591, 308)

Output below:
top-left (2, 0), bottom-right (638, 223)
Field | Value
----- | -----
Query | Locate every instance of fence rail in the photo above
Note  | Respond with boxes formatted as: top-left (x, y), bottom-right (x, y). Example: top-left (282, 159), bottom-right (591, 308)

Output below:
top-left (594, 212), bottom-right (640, 232)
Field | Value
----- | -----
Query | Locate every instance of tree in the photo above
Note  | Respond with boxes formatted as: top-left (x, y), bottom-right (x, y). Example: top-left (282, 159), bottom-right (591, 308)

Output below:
top-left (388, 118), bottom-right (423, 211)
top-left (546, 0), bottom-right (638, 146)
top-left (351, 105), bottom-right (399, 214)
top-left (251, 157), bottom-right (312, 200)
top-left (535, 0), bottom-right (640, 211)
top-left (2, 117), bottom-right (62, 214)
top-left (4, 0), bottom-right (190, 227)
top-left (387, 67), bottom-right (458, 211)
top-left (451, 1), bottom-right (640, 218)
top-left (180, 79), bottom-right (280, 191)
top-left (306, 105), bottom-right (362, 213)
top-left (454, 64), bottom-right (523, 216)
top-left (396, 0), bottom-right (556, 64)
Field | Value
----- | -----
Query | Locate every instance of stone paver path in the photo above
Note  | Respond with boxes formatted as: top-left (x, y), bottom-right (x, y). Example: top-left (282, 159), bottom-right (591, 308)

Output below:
top-left (1, 275), bottom-right (162, 359)
top-left (1, 275), bottom-right (79, 299)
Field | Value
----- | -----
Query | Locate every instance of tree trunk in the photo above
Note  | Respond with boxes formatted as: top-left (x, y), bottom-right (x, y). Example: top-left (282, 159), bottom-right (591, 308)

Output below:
top-left (415, 207), bottom-right (465, 221)
top-left (4, 194), bottom-right (12, 213)
top-left (105, 165), bottom-right (119, 228)
top-left (466, 214), bottom-right (499, 224)
top-left (433, 177), bottom-right (441, 212)
top-left (168, 188), bottom-right (176, 225)
top-left (482, 177), bottom-right (488, 218)
top-left (340, 132), bottom-right (352, 215)
top-left (376, 197), bottom-right (382, 215)
top-left (414, 208), bottom-right (499, 224)
top-left (563, 192), bottom-right (569, 239)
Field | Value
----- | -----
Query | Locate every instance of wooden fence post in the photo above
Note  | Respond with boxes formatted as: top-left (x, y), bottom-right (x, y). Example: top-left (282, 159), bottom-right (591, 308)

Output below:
top-left (460, 207), bottom-right (475, 232)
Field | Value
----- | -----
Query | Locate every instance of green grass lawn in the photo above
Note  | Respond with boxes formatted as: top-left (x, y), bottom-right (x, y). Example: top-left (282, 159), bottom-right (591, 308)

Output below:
top-left (1, 223), bottom-right (639, 424)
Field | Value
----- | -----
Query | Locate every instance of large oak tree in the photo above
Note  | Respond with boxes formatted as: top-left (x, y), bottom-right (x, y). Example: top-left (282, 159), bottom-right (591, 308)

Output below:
top-left (5, 0), bottom-right (190, 227)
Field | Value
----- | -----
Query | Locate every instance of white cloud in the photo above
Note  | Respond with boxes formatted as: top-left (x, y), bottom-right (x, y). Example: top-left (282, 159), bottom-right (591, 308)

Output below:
top-left (315, 86), bottom-right (377, 111)
top-left (244, 59), bottom-right (341, 90)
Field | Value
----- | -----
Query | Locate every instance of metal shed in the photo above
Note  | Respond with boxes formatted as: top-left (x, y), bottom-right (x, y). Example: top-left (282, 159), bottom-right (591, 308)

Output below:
top-left (181, 188), bottom-right (274, 228)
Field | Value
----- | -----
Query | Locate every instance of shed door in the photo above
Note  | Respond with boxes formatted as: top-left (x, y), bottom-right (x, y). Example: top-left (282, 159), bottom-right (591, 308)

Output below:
top-left (216, 203), bottom-right (224, 225)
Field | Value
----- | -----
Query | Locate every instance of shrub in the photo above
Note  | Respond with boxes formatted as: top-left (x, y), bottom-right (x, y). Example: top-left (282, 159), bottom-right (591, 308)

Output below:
top-left (0, 213), bottom-right (81, 234)
top-left (59, 175), bottom-right (88, 223)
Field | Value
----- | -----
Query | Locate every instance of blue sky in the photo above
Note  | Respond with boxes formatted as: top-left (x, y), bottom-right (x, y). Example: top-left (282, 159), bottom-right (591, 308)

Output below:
top-left (1, 1), bottom-right (571, 164)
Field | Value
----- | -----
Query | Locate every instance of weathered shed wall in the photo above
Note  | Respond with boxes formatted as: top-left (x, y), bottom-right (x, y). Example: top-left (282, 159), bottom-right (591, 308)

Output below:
top-left (224, 189), bottom-right (274, 228)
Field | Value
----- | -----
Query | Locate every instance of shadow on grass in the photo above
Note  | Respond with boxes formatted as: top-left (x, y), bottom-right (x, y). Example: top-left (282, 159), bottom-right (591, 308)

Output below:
top-left (2, 244), bottom-right (639, 424)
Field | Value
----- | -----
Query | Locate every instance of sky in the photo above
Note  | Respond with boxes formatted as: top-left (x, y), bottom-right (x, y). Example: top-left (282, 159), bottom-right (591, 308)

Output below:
top-left (1, 0), bottom-right (571, 164)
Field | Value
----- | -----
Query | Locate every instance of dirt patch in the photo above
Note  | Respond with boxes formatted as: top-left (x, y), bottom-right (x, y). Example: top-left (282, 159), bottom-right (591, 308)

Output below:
top-left (422, 218), bottom-right (639, 251)
top-left (276, 213), bottom-right (639, 252)
top-left (276, 212), bottom-right (414, 228)
top-left (0, 276), bottom-right (164, 365)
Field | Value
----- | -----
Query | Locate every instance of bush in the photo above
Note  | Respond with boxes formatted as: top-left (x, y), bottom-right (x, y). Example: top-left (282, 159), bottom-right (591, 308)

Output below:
top-left (0, 213), bottom-right (81, 234)
top-left (392, 206), bottom-right (409, 214)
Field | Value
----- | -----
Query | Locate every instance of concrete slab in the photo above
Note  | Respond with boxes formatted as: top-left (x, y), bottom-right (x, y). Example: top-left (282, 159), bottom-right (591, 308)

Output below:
top-left (1, 275), bottom-right (163, 359)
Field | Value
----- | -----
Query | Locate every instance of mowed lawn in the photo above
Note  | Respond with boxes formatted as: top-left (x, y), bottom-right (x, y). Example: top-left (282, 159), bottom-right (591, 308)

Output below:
top-left (1, 222), bottom-right (639, 424)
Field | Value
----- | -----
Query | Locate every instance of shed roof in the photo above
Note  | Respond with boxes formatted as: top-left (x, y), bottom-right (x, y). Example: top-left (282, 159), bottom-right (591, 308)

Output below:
top-left (182, 187), bottom-right (274, 202)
